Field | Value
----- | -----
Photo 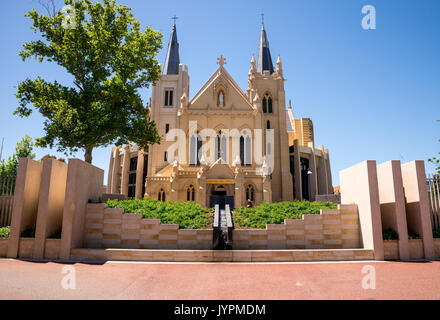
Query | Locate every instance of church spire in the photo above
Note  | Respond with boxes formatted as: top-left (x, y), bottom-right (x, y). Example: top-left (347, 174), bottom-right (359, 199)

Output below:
top-left (163, 17), bottom-right (180, 75)
top-left (257, 14), bottom-right (274, 74)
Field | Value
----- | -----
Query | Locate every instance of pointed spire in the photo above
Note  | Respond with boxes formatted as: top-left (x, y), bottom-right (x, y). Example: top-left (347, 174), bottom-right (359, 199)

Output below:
top-left (163, 19), bottom-right (180, 75)
top-left (257, 15), bottom-right (274, 74)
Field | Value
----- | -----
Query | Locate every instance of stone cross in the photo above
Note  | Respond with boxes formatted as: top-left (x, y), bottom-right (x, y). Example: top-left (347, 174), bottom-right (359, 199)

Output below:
top-left (217, 55), bottom-right (227, 67)
top-left (171, 15), bottom-right (178, 25)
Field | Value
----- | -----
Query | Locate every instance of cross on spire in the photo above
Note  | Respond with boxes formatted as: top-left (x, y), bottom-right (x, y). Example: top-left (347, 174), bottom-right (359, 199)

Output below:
top-left (217, 55), bottom-right (227, 67)
top-left (171, 15), bottom-right (178, 25)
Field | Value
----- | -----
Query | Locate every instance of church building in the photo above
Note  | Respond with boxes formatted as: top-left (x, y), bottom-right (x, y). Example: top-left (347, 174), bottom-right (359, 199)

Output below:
top-left (106, 19), bottom-right (334, 208)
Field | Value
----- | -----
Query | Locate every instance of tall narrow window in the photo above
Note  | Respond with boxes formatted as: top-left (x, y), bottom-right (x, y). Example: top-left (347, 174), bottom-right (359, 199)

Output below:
top-left (197, 135), bottom-right (202, 166)
top-left (262, 93), bottom-right (272, 113)
top-left (187, 185), bottom-right (195, 201)
top-left (240, 136), bottom-right (245, 166)
top-left (158, 188), bottom-right (166, 202)
top-left (190, 135), bottom-right (196, 166)
top-left (217, 91), bottom-right (225, 106)
top-left (246, 185), bottom-right (255, 202)
top-left (165, 124), bottom-right (170, 134)
top-left (266, 120), bottom-right (270, 129)
top-left (164, 89), bottom-right (174, 106)
top-left (164, 151), bottom-right (168, 162)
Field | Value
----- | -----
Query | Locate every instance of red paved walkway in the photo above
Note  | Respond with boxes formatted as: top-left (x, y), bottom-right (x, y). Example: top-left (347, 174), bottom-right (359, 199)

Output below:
top-left (0, 259), bottom-right (439, 299)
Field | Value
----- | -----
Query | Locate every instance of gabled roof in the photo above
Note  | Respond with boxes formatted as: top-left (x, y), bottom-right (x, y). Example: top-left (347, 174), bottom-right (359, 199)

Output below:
top-left (189, 65), bottom-right (255, 111)
top-left (163, 24), bottom-right (180, 75)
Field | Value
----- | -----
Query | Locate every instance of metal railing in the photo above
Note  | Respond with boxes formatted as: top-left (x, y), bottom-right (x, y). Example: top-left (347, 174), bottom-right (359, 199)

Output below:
top-left (0, 172), bottom-right (15, 227)
top-left (427, 174), bottom-right (440, 230)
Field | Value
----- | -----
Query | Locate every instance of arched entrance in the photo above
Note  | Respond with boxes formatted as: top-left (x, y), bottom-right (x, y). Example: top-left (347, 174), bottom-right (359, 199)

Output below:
top-left (208, 184), bottom-right (234, 209)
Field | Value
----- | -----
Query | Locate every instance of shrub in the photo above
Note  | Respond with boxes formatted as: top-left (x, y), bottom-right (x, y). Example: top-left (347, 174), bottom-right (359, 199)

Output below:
top-left (0, 227), bottom-right (10, 238)
top-left (408, 232), bottom-right (420, 239)
top-left (20, 228), bottom-right (35, 238)
top-left (233, 201), bottom-right (337, 229)
top-left (106, 199), bottom-right (212, 229)
top-left (432, 229), bottom-right (440, 238)
top-left (383, 228), bottom-right (399, 240)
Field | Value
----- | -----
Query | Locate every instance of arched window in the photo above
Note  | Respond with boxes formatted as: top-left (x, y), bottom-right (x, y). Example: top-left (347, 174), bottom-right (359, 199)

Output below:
top-left (158, 188), bottom-right (166, 202)
top-left (240, 136), bottom-right (245, 166)
top-left (246, 185), bottom-right (255, 202)
top-left (262, 93), bottom-right (273, 114)
top-left (217, 91), bottom-right (225, 106)
top-left (239, 131), bottom-right (252, 167)
top-left (186, 185), bottom-right (195, 201)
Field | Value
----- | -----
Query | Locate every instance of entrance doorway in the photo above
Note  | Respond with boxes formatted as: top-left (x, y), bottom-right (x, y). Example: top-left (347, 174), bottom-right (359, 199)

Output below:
top-left (209, 185), bottom-right (234, 209)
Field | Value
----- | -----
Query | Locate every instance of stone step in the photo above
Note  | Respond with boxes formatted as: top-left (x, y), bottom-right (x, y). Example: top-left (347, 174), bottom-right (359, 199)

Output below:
top-left (70, 248), bottom-right (375, 262)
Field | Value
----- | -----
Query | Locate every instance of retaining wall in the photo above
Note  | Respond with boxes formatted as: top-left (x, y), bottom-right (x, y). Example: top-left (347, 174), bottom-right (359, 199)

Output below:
top-left (232, 204), bottom-right (361, 250)
top-left (83, 204), bottom-right (213, 250)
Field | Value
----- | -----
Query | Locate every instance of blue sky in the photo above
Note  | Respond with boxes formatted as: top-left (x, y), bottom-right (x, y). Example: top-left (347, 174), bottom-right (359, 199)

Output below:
top-left (0, 0), bottom-right (439, 185)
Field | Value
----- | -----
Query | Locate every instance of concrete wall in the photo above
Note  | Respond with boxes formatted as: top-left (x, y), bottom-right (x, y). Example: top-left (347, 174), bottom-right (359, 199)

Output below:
top-left (340, 160), bottom-right (384, 260)
top-left (59, 159), bottom-right (104, 260)
top-left (401, 161), bottom-right (435, 259)
top-left (83, 204), bottom-right (213, 250)
top-left (7, 159), bottom-right (43, 258)
top-left (33, 159), bottom-right (68, 259)
top-left (233, 205), bottom-right (361, 250)
top-left (376, 160), bottom-right (409, 260)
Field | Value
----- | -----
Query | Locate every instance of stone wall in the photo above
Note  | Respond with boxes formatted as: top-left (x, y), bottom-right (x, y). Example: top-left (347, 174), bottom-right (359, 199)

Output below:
top-left (384, 239), bottom-right (440, 260)
top-left (232, 204), bottom-right (361, 250)
top-left (83, 204), bottom-right (213, 250)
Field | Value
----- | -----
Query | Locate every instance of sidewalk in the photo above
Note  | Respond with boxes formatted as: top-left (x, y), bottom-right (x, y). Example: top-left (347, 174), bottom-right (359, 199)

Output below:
top-left (0, 259), bottom-right (439, 299)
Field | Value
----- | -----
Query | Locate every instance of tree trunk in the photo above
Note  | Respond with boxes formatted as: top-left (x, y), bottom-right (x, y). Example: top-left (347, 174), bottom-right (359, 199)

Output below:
top-left (84, 146), bottom-right (93, 163)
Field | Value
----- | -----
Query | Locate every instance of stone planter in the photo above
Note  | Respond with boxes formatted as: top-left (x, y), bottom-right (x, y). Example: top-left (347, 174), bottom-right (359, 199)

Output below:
top-left (0, 238), bottom-right (9, 257)
top-left (409, 239), bottom-right (424, 259)
top-left (383, 240), bottom-right (399, 260)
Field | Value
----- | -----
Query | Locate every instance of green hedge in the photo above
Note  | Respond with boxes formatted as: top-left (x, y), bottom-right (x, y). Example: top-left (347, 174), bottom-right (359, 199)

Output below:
top-left (432, 229), bottom-right (440, 238)
top-left (0, 227), bottom-right (10, 238)
top-left (383, 228), bottom-right (399, 240)
top-left (233, 201), bottom-right (337, 229)
top-left (106, 199), bottom-right (212, 229)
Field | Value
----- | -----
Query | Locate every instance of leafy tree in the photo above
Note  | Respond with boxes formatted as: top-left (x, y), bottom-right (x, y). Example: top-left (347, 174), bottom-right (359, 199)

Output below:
top-left (14, 0), bottom-right (162, 163)
top-left (428, 120), bottom-right (440, 174)
top-left (0, 135), bottom-right (36, 176)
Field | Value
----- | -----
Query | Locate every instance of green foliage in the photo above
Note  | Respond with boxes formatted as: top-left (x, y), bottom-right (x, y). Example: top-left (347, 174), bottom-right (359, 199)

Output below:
top-left (428, 152), bottom-right (440, 175)
top-left (433, 229), bottom-right (440, 238)
top-left (48, 229), bottom-right (62, 239)
top-left (106, 199), bottom-right (213, 229)
top-left (233, 201), bottom-right (337, 229)
top-left (0, 135), bottom-right (36, 176)
top-left (408, 232), bottom-right (420, 239)
top-left (382, 228), bottom-right (399, 240)
top-left (14, 0), bottom-right (163, 163)
top-left (0, 227), bottom-right (10, 238)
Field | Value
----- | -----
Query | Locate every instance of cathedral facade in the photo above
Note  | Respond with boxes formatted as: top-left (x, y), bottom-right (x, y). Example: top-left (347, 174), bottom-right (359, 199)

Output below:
top-left (106, 21), bottom-right (333, 208)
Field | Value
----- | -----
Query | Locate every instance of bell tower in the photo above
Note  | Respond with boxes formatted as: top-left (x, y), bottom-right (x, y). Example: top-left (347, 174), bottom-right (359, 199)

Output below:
top-left (248, 15), bottom-right (293, 202)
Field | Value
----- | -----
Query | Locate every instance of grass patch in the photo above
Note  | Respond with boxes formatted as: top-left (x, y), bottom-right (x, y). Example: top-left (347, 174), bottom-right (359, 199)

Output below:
top-left (233, 201), bottom-right (338, 229)
top-left (106, 199), bottom-right (213, 229)
top-left (383, 228), bottom-right (399, 240)
top-left (0, 227), bottom-right (10, 238)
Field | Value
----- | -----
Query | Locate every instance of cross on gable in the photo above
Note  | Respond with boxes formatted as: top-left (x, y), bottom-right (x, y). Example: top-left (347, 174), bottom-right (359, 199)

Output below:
top-left (217, 55), bottom-right (227, 67)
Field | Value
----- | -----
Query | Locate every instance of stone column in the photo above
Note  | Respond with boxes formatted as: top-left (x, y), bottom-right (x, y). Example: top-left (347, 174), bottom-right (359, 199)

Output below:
top-left (308, 142), bottom-right (318, 201)
top-left (107, 149), bottom-right (114, 193)
top-left (110, 147), bottom-right (120, 194)
top-left (317, 145), bottom-right (329, 195)
top-left (135, 150), bottom-right (145, 199)
top-left (325, 149), bottom-right (333, 194)
top-left (120, 145), bottom-right (130, 196)
top-left (234, 170), bottom-right (243, 208)
top-left (263, 176), bottom-right (272, 203)
top-left (293, 139), bottom-right (302, 200)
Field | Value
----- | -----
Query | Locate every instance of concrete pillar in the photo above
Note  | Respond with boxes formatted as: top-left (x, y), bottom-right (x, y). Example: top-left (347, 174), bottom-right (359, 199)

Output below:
top-left (401, 160), bottom-right (435, 259)
top-left (340, 160), bottom-right (384, 260)
top-left (199, 175), bottom-right (207, 207)
top-left (234, 171), bottom-right (243, 208)
top-left (59, 159), bottom-right (103, 260)
top-left (263, 176), bottom-right (272, 203)
top-left (317, 146), bottom-right (329, 195)
top-left (293, 139), bottom-right (302, 200)
top-left (110, 147), bottom-right (120, 194)
top-left (325, 149), bottom-right (333, 194)
top-left (120, 146), bottom-right (130, 196)
top-left (377, 160), bottom-right (410, 260)
top-left (7, 158), bottom-right (43, 258)
top-left (33, 159), bottom-right (68, 260)
top-left (135, 150), bottom-right (145, 199)
top-left (308, 142), bottom-right (318, 201)
top-left (107, 148), bottom-right (114, 193)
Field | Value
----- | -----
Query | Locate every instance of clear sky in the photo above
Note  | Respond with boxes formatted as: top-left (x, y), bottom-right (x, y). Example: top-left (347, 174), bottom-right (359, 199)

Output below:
top-left (0, 0), bottom-right (439, 185)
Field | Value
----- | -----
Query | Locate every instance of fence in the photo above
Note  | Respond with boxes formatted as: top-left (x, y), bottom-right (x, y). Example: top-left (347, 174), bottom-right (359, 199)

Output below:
top-left (427, 174), bottom-right (440, 230)
top-left (0, 172), bottom-right (15, 227)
